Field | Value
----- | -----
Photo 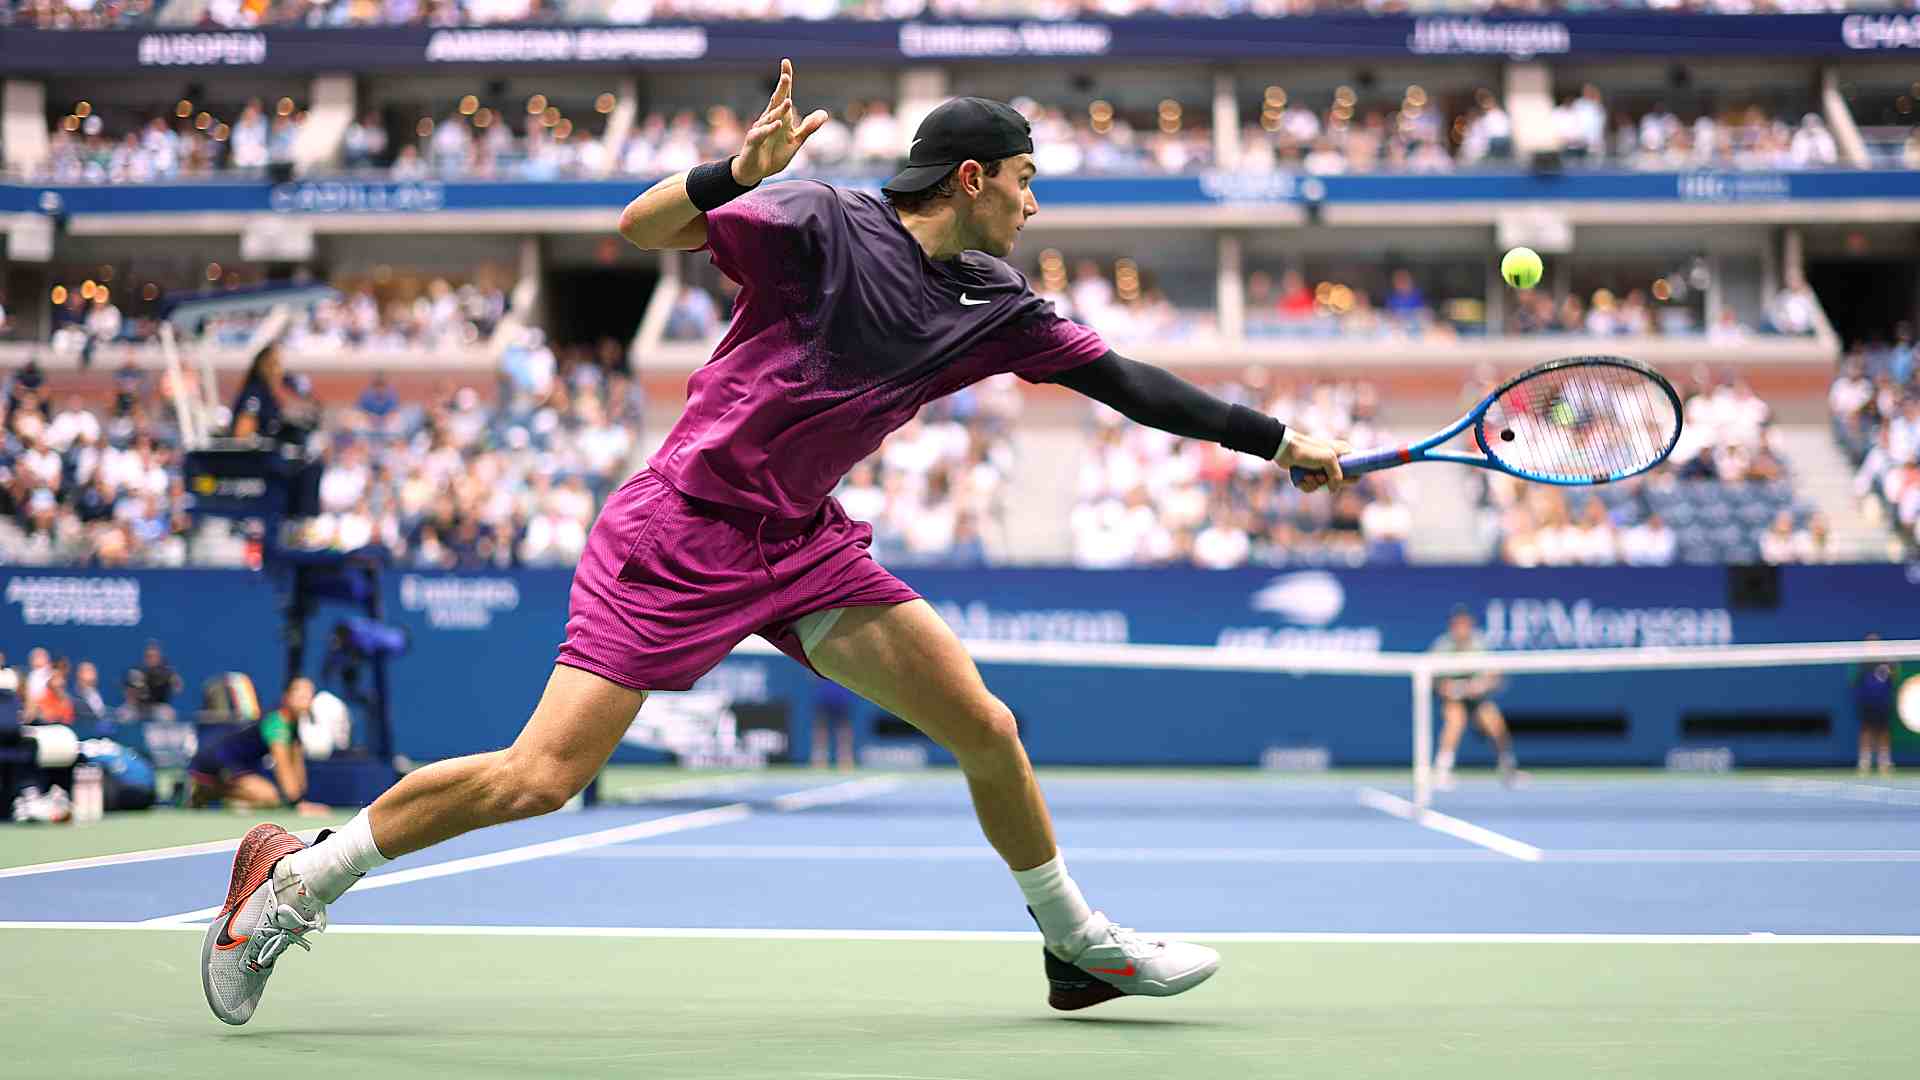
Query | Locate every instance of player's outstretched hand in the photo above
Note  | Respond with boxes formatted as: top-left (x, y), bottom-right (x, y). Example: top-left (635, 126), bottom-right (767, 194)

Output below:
top-left (734, 58), bottom-right (831, 186)
top-left (1277, 430), bottom-right (1352, 494)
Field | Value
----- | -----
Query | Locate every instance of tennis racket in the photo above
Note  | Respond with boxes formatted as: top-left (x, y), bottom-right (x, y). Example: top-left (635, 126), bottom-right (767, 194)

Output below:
top-left (1289, 355), bottom-right (1683, 488)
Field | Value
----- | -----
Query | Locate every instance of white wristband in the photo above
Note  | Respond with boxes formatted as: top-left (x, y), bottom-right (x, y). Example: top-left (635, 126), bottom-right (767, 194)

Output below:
top-left (1272, 427), bottom-right (1297, 464)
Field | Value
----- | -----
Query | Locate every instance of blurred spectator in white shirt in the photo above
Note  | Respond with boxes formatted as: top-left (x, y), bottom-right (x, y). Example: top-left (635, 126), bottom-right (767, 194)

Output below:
top-left (1769, 275), bottom-right (1819, 336)
top-left (344, 112), bottom-right (388, 168)
top-left (851, 100), bottom-right (903, 165)
top-left (1789, 114), bottom-right (1838, 168)
top-left (1759, 510), bottom-right (1800, 564)
top-left (1621, 511), bottom-right (1678, 566)
top-left (1794, 512), bottom-right (1834, 564)
top-left (1568, 497), bottom-right (1620, 565)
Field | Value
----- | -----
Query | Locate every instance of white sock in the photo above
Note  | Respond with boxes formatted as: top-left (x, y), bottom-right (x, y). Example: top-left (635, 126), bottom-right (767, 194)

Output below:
top-left (1010, 853), bottom-right (1094, 952)
top-left (1435, 749), bottom-right (1456, 773)
top-left (285, 808), bottom-right (390, 903)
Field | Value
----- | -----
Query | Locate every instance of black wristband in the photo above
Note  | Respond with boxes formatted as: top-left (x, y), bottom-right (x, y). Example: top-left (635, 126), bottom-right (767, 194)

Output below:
top-left (1224, 404), bottom-right (1287, 460)
top-left (686, 157), bottom-right (758, 212)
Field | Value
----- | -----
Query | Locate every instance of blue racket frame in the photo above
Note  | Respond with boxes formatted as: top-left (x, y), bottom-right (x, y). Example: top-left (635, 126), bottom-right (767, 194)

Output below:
top-left (1291, 355), bottom-right (1684, 488)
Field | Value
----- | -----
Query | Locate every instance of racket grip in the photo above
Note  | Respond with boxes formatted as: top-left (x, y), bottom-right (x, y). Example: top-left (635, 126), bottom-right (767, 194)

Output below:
top-left (1289, 449), bottom-right (1407, 487)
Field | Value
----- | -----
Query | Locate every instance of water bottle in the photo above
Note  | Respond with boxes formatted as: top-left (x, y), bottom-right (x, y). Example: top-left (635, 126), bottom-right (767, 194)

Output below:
top-left (72, 764), bottom-right (105, 824)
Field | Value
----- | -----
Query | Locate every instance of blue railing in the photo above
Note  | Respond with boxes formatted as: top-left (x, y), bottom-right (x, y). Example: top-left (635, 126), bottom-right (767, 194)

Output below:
top-left (4, 15), bottom-right (1920, 74)
top-left (8, 169), bottom-right (1920, 218)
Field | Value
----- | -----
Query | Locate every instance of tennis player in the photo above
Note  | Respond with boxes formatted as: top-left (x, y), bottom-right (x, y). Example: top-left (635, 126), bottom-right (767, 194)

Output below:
top-left (200, 61), bottom-right (1350, 1026)
top-left (1429, 605), bottom-right (1522, 790)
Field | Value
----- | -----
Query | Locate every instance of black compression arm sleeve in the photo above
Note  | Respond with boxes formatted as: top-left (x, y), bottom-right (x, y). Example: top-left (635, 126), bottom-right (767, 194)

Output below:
top-left (1049, 351), bottom-right (1287, 459)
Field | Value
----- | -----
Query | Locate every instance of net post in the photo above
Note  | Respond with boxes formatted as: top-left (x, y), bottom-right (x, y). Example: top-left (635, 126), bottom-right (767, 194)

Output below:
top-left (1411, 661), bottom-right (1434, 811)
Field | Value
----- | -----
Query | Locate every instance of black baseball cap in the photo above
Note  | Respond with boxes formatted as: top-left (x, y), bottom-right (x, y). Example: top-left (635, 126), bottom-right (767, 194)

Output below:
top-left (882, 97), bottom-right (1034, 196)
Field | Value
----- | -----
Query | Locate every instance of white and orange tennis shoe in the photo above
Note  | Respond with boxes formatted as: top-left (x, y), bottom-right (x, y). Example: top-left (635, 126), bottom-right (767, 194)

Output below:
top-left (201, 823), bottom-right (329, 1026)
top-left (1041, 911), bottom-right (1220, 1011)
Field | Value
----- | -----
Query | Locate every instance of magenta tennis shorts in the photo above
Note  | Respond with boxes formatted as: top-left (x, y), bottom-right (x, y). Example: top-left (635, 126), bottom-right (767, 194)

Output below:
top-left (556, 469), bottom-right (921, 692)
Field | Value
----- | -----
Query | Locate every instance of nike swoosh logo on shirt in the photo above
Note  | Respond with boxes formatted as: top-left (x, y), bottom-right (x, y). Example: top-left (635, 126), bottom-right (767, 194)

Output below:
top-left (959, 294), bottom-right (990, 306)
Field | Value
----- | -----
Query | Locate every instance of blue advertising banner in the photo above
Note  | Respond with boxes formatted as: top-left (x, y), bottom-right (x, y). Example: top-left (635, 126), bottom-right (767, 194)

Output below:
top-left (7, 564), bottom-right (1917, 768)
top-left (0, 569), bottom-right (283, 716)
top-left (1, 15), bottom-right (1914, 74)
top-left (371, 564), bottom-right (1920, 767)
top-left (7, 170), bottom-right (1920, 221)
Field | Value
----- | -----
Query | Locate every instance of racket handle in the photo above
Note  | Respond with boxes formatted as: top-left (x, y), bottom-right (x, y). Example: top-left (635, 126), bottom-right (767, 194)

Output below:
top-left (1289, 448), bottom-right (1408, 487)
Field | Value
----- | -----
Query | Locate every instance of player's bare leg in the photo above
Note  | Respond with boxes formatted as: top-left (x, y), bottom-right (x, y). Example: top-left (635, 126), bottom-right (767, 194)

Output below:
top-left (1435, 700), bottom-right (1468, 790)
top-left (1476, 702), bottom-right (1523, 787)
top-left (202, 665), bottom-right (645, 1024)
top-left (807, 599), bottom-right (1218, 1009)
top-left (808, 600), bottom-right (1053, 868)
top-left (362, 665), bottom-right (644, 856)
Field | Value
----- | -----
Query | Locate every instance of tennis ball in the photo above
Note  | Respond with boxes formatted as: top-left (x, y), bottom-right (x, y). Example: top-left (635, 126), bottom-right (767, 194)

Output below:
top-left (1501, 247), bottom-right (1543, 290)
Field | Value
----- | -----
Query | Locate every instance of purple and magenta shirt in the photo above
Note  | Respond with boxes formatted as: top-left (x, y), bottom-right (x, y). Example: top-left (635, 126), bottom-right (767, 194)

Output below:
top-left (647, 180), bottom-right (1107, 519)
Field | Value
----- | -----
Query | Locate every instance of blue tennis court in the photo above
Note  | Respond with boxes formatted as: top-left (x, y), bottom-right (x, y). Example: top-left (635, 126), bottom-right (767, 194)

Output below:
top-left (8, 771), bottom-right (1919, 935)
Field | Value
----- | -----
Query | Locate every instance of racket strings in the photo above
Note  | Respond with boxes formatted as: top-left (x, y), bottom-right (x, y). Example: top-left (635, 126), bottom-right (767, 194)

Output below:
top-left (1485, 363), bottom-right (1678, 483)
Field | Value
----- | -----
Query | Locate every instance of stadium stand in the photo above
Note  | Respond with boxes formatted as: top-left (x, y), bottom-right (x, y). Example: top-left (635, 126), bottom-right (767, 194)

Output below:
top-left (1485, 373), bottom-right (1837, 567)
top-left (37, 98), bottom-right (307, 182)
top-left (1834, 329), bottom-right (1920, 557)
top-left (1072, 374), bottom-right (1409, 568)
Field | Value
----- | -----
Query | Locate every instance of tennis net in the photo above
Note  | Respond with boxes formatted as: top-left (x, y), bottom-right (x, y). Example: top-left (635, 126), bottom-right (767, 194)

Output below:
top-left (598, 635), bottom-right (1920, 810)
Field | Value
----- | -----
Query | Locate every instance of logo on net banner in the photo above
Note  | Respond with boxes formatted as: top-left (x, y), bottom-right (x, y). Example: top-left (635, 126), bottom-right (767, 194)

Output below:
top-left (1842, 14), bottom-right (1920, 50)
top-left (1216, 571), bottom-right (1383, 653)
top-left (1405, 18), bottom-right (1571, 59)
top-left (898, 21), bottom-right (1113, 58)
top-left (933, 600), bottom-right (1129, 643)
top-left (1198, 172), bottom-right (1298, 205)
top-left (398, 575), bottom-right (520, 630)
top-left (423, 28), bottom-right (708, 63)
top-left (3, 576), bottom-right (141, 627)
top-left (270, 181), bottom-right (445, 215)
top-left (136, 33), bottom-right (267, 67)
top-left (1676, 172), bottom-right (1790, 203)
top-left (1480, 597), bottom-right (1732, 650)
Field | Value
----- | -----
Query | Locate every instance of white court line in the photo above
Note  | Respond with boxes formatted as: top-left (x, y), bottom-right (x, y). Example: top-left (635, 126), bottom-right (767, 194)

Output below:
top-left (0, 836), bottom-right (254, 881)
top-left (141, 776), bottom-right (903, 925)
top-left (5, 922), bottom-right (1919, 944)
top-left (768, 777), bottom-right (904, 812)
top-left (0, 776), bottom-right (766, 884)
top-left (1764, 778), bottom-right (1920, 808)
top-left (1357, 787), bottom-right (1545, 862)
top-left (561, 844), bottom-right (1920, 865)
top-left (142, 804), bottom-right (754, 925)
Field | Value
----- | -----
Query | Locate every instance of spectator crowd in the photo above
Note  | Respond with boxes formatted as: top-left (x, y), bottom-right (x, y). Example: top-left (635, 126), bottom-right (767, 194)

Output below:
top-left (0, 325), bottom-right (643, 569)
top-left (1489, 369), bottom-right (1837, 567)
top-left (1550, 86), bottom-right (1846, 172)
top-left (1071, 374), bottom-right (1411, 568)
top-left (24, 81), bottom-right (1894, 187)
top-left (0, 640), bottom-right (182, 738)
top-left (35, 271), bottom-right (508, 363)
top-left (1833, 326), bottom-right (1920, 556)
top-left (39, 99), bottom-right (307, 184)
top-left (1237, 84), bottom-right (1486, 176)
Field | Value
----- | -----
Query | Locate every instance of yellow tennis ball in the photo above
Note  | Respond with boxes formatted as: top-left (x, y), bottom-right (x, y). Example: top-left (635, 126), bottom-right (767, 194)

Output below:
top-left (1501, 247), bottom-right (1543, 290)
